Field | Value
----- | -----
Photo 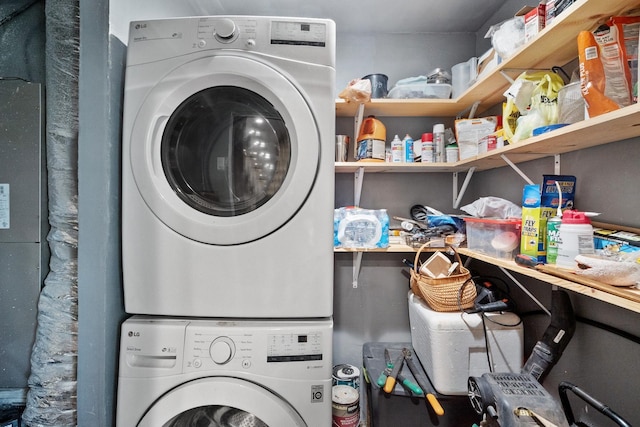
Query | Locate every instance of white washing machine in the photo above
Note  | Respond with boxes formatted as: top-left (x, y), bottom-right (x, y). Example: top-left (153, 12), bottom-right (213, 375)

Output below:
top-left (121, 16), bottom-right (336, 317)
top-left (116, 316), bottom-right (333, 427)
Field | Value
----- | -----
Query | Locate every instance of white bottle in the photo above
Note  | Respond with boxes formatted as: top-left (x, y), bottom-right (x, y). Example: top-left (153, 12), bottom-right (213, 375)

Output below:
top-left (403, 134), bottom-right (414, 163)
top-left (433, 124), bottom-right (445, 162)
top-left (555, 210), bottom-right (595, 268)
top-left (391, 135), bottom-right (404, 163)
top-left (421, 133), bottom-right (434, 163)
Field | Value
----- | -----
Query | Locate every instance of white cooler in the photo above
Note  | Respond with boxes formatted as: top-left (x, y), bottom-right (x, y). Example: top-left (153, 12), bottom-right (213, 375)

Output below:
top-left (408, 291), bottom-right (524, 395)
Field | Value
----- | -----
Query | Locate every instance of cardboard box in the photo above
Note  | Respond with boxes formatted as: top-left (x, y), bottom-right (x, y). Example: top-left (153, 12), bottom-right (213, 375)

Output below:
top-left (517, 4), bottom-right (546, 42)
top-left (477, 48), bottom-right (502, 79)
top-left (541, 174), bottom-right (576, 220)
top-left (454, 116), bottom-right (498, 160)
top-left (521, 184), bottom-right (545, 261)
top-left (545, 0), bottom-right (556, 26)
top-left (408, 292), bottom-right (523, 395)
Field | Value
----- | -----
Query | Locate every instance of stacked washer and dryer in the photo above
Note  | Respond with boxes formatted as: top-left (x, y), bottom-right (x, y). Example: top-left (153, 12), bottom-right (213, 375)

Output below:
top-left (117, 16), bottom-right (336, 427)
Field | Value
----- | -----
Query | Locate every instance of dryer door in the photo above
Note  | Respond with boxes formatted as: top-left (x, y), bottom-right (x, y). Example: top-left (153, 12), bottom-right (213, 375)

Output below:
top-left (138, 377), bottom-right (306, 427)
top-left (128, 54), bottom-right (320, 245)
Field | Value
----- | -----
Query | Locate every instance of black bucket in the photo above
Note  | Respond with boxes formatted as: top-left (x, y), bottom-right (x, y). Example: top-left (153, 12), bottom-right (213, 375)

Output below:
top-left (362, 74), bottom-right (388, 98)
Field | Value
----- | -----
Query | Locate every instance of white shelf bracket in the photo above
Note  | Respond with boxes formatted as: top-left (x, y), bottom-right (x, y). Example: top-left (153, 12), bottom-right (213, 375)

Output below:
top-left (553, 154), bottom-right (561, 175)
top-left (499, 70), bottom-right (517, 85)
top-left (499, 266), bottom-right (551, 316)
top-left (453, 166), bottom-right (476, 209)
top-left (353, 103), bottom-right (365, 146)
top-left (500, 154), bottom-right (534, 185)
top-left (456, 100), bottom-right (481, 120)
top-left (354, 166), bottom-right (365, 207)
top-left (352, 252), bottom-right (363, 288)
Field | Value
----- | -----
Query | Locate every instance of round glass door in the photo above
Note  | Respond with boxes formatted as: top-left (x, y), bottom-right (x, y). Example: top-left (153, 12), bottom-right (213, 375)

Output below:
top-left (138, 377), bottom-right (306, 427)
top-left (161, 86), bottom-right (291, 218)
top-left (163, 405), bottom-right (268, 427)
top-left (128, 54), bottom-right (319, 245)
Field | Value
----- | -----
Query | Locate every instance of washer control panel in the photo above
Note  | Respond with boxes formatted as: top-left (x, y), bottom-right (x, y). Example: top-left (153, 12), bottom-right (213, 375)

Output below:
top-left (267, 332), bottom-right (323, 362)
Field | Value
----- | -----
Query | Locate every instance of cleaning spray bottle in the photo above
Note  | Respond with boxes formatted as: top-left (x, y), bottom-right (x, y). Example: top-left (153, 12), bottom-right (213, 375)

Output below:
top-left (545, 181), bottom-right (563, 265)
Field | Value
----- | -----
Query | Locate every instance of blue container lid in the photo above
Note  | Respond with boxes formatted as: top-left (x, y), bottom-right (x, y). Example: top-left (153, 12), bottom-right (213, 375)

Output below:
top-left (532, 123), bottom-right (568, 136)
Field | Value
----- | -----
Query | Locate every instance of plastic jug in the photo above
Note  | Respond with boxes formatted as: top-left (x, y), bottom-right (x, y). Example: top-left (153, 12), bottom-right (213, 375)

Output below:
top-left (356, 116), bottom-right (386, 161)
top-left (555, 210), bottom-right (595, 268)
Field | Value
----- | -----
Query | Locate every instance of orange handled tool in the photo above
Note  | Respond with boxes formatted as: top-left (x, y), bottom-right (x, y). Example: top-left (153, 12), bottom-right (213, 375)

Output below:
top-left (403, 348), bottom-right (444, 416)
top-left (383, 354), bottom-right (404, 393)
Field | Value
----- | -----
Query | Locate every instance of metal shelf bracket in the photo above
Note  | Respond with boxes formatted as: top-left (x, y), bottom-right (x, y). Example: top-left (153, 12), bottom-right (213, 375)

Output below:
top-left (352, 252), bottom-right (363, 288)
top-left (501, 154), bottom-right (535, 185)
top-left (453, 166), bottom-right (476, 209)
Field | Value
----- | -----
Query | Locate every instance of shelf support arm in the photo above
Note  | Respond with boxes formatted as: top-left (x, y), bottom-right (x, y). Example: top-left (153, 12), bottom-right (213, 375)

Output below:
top-left (353, 103), bottom-right (365, 147)
top-left (453, 167), bottom-right (476, 209)
top-left (354, 166), bottom-right (365, 207)
top-left (554, 154), bottom-right (561, 175)
top-left (500, 154), bottom-right (535, 185)
top-left (352, 252), bottom-right (363, 288)
top-left (499, 266), bottom-right (551, 316)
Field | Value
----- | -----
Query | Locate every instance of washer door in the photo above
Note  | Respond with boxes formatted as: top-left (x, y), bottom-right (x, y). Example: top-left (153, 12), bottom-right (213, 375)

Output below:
top-left (128, 54), bottom-right (319, 245)
top-left (138, 377), bottom-right (306, 427)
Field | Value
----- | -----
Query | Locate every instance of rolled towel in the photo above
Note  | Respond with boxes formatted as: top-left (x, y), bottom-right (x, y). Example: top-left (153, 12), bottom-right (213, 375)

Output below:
top-left (574, 254), bottom-right (640, 287)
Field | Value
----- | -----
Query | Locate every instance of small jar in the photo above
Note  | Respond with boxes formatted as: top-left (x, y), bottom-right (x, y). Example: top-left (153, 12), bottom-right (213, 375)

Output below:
top-left (445, 144), bottom-right (459, 163)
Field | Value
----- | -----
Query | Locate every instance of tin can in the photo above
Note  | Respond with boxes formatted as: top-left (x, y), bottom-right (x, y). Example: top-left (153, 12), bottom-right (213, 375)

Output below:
top-left (332, 385), bottom-right (360, 427)
top-left (332, 364), bottom-right (360, 389)
top-left (546, 216), bottom-right (562, 264)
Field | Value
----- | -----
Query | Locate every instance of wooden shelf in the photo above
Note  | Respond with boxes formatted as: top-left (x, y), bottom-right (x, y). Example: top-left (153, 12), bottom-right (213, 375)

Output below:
top-left (335, 102), bottom-right (640, 173)
top-left (334, 161), bottom-right (466, 173)
top-left (457, 248), bottom-right (640, 314)
top-left (335, 244), bottom-right (640, 313)
top-left (458, 102), bottom-right (640, 171)
top-left (335, 0), bottom-right (640, 118)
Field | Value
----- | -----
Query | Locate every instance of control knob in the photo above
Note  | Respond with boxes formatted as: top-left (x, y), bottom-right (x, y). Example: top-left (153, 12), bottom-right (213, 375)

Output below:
top-left (209, 336), bottom-right (235, 365)
top-left (215, 19), bottom-right (237, 42)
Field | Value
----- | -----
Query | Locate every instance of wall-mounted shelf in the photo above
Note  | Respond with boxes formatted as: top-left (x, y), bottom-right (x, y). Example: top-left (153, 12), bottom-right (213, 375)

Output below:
top-left (334, 0), bottom-right (640, 310)
top-left (336, 0), bottom-right (640, 119)
top-left (335, 244), bottom-right (640, 313)
top-left (336, 102), bottom-right (640, 174)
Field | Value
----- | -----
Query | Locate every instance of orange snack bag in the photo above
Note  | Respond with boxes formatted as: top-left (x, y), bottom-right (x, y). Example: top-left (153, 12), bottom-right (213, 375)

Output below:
top-left (578, 29), bottom-right (629, 117)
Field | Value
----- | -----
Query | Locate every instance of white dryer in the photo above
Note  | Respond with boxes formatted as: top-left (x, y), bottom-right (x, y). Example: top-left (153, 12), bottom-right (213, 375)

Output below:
top-left (116, 316), bottom-right (333, 427)
top-left (121, 16), bottom-right (336, 317)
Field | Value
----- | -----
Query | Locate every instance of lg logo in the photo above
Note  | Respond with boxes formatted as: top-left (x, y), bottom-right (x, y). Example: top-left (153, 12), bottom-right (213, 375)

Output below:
top-left (128, 331), bottom-right (140, 337)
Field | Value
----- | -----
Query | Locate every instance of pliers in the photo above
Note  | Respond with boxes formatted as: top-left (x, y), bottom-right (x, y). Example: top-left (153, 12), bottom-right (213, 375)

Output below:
top-left (376, 348), bottom-right (423, 395)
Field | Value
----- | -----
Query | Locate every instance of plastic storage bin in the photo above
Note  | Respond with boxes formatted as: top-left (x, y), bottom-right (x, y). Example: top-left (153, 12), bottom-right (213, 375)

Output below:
top-left (408, 292), bottom-right (523, 395)
top-left (362, 342), bottom-right (478, 426)
top-left (463, 216), bottom-right (521, 260)
top-left (387, 83), bottom-right (452, 99)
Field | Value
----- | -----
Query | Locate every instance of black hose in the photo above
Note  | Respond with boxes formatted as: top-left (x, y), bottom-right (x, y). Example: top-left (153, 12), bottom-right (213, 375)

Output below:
top-left (559, 381), bottom-right (632, 427)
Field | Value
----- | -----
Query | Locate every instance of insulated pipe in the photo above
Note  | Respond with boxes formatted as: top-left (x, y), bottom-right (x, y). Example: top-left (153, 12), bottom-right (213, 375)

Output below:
top-left (22, 0), bottom-right (79, 425)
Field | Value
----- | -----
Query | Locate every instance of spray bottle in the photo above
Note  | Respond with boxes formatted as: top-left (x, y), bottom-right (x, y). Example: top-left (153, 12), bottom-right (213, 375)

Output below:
top-left (545, 181), bottom-right (563, 265)
top-left (403, 134), bottom-right (414, 163)
top-left (390, 135), bottom-right (404, 163)
top-left (433, 124), bottom-right (445, 162)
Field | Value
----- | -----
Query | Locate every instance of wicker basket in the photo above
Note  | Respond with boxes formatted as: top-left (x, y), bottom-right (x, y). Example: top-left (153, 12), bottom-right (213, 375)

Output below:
top-left (410, 242), bottom-right (476, 312)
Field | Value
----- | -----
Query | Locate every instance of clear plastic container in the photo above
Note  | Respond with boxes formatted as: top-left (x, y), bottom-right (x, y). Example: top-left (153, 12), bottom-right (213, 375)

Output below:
top-left (387, 83), bottom-right (451, 99)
